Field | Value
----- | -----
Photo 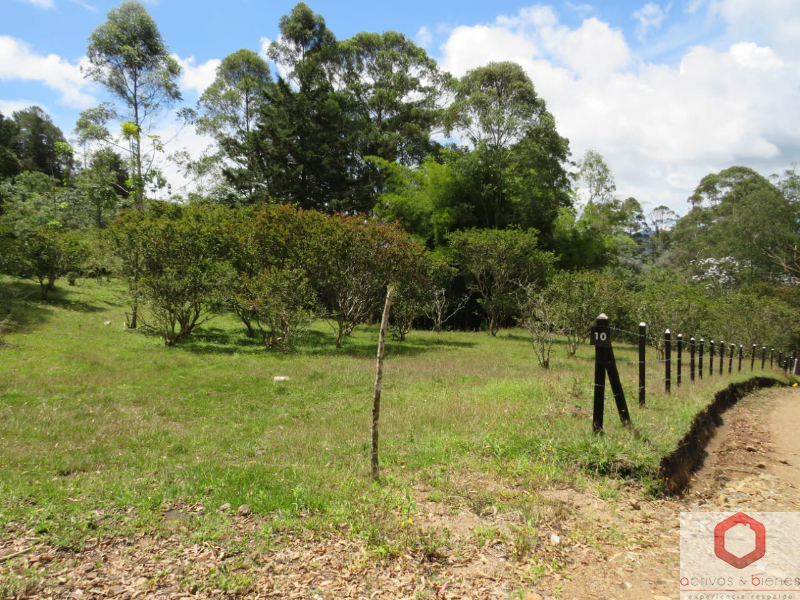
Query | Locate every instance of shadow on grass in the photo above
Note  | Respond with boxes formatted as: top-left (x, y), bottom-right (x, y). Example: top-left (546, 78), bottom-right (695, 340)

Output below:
top-left (503, 332), bottom-right (573, 348)
top-left (178, 324), bottom-right (476, 358)
top-left (45, 288), bottom-right (106, 314)
top-left (0, 279), bottom-right (55, 334)
top-left (296, 329), bottom-right (476, 359)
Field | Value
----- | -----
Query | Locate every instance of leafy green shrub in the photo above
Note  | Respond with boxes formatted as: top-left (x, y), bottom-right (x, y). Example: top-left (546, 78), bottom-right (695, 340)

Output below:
top-left (237, 268), bottom-right (315, 351)
top-left (448, 227), bottom-right (555, 335)
top-left (547, 270), bottom-right (626, 356)
top-left (109, 203), bottom-right (233, 345)
top-left (18, 227), bottom-right (89, 299)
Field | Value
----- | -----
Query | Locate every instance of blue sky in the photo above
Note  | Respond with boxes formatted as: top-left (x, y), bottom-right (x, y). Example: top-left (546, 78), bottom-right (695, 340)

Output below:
top-left (3, 0), bottom-right (800, 213)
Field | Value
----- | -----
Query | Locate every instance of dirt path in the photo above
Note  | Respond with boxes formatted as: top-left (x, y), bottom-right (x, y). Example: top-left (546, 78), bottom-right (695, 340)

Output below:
top-left (4, 388), bottom-right (799, 600)
top-left (561, 386), bottom-right (800, 600)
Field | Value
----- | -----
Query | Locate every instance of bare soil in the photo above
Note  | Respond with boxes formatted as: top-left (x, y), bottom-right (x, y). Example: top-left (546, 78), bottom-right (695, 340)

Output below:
top-left (3, 388), bottom-right (799, 600)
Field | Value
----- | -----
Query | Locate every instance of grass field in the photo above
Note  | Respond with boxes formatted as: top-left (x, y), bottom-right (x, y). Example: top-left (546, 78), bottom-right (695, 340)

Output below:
top-left (0, 276), bottom-right (782, 556)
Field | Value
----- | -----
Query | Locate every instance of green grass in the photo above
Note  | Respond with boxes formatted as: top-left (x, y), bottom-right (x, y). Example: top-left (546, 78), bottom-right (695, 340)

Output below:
top-left (0, 276), bottom-right (783, 549)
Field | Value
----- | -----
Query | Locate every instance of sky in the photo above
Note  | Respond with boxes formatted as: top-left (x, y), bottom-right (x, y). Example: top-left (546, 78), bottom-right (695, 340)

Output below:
top-left (2, 0), bottom-right (800, 216)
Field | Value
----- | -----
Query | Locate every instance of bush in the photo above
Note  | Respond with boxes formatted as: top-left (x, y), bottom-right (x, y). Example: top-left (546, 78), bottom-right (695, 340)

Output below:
top-left (518, 284), bottom-right (558, 368)
top-left (547, 270), bottom-right (626, 356)
top-left (18, 227), bottom-right (88, 299)
top-left (448, 228), bottom-right (555, 336)
top-left (237, 267), bottom-right (315, 351)
top-left (109, 204), bottom-right (233, 345)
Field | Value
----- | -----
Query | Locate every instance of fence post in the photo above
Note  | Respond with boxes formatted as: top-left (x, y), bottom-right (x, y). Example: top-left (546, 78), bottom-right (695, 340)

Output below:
top-left (751, 344), bottom-right (756, 371)
top-left (699, 339), bottom-right (704, 379)
top-left (728, 343), bottom-right (733, 374)
top-left (770, 348), bottom-right (774, 369)
top-left (793, 351), bottom-right (798, 375)
top-left (677, 334), bottom-right (683, 387)
top-left (593, 314), bottom-right (608, 433)
top-left (665, 329), bottom-right (672, 393)
top-left (779, 351), bottom-right (783, 371)
top-left (639, 322), bottom-right (646, 407)
top-left (710, 340), bottom-right (715, 376)
top-left (719, 341), bottom-right (725, 375)
top-left (739, 345), bottom-right (743, 372)
top-left (690, 337), bottom-right (696, 382)
top-left (762, 346), bottom-right (767, 370)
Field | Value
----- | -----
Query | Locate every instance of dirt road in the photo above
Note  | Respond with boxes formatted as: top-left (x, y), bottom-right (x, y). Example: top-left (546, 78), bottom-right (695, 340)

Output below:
top-left (561, 386), bottom-right (800, 600)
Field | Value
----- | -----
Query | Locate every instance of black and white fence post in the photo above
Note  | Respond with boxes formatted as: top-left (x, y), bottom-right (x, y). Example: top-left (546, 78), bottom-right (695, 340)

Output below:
top-left (665, 329), bottom-right (672, 394)
top-left (710, 340), bottom-right (715, 376)
top-left (591, 313), bottom-right (630, 433)
top-left (719, 341), bottom-right (725, 376)
top-left (677, 334), bottom-right (683, 387)
top-left (770, 348), bottom-right (774, 369)
top-left (762, 346), bottom-right (767, 370)
top-left (690, 337), bottom-right (696, 382)
top-left (729, 343), bottom-right (734, 374)
top-left (639, 322), bottom-right (646, 407)
top-left (699, 339), bottom-right (705, 379)
top-left (592, 315), bottom-right (608, 433)
top-left (751, 344), bottom-right (756, 371)
top-left (739, 345), bottom-right (743, 373)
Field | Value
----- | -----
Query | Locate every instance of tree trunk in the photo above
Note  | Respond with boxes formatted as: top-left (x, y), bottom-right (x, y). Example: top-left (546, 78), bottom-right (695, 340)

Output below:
top-left (371, 285), bottom-right (394, 483)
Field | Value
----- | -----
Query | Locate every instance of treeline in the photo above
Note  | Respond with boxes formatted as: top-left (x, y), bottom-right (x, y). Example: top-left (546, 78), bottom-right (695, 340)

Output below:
top-left (2, 1), bottom-right (800, 357)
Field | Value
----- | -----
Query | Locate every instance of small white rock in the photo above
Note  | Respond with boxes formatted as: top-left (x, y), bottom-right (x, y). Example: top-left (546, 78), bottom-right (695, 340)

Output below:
top-left (103, 321), bottom-right (111, 326)
top-left (273, 376), bottom-right (291, 382)
top-left (550, 533), bottom-right (561, 546)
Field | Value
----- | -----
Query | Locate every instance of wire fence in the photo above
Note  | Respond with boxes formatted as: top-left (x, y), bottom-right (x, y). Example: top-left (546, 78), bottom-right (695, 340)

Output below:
top-left (589, 314), bottom-right (797, 432)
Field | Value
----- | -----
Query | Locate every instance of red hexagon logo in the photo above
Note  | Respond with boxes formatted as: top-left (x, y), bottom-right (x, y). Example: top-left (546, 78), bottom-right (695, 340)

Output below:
top-left (714, 512), bottom-right (766, 569)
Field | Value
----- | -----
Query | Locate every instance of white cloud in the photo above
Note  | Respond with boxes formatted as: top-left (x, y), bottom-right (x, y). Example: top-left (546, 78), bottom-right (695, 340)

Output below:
top-left (540, 17), bottom-right (631, 76)
top-left (0, 99), bottom-right (44, 116)
top-left (70, 0), bottom-right (98, 12)
top-left (437, 6), bottom-right (800, 214)
top-left (416, 26), bottom-right (433, 48)
top-left (173, 55), bottom-right (221, 97)
top-left (566, 3), bottom-right (594, 17)
top-left (710, 0), bottom-right (800, 54)
top-left (14, 0), bottom-right (54, 8)
top-left (0, 36), bottom-right (95, 108)
top-left (633, 3), bottom-right (668, 41)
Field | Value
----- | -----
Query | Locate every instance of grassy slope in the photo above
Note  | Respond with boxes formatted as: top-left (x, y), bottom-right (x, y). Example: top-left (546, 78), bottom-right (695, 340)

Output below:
top-left (0, 277), bottom-right (781, 548)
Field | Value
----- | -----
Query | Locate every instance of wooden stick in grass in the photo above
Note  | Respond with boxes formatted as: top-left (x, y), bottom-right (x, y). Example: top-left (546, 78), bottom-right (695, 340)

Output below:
top-left (372, 285), bottom-right (394, 482)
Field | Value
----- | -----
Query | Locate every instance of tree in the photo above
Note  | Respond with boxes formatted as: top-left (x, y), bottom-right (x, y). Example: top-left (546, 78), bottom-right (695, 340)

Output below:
top-left (258, 3), bottom-right (357, 211)
top-left (197, 49), bottom-right (273, 202)
top-left (765, 165), bottom-right (800, 279)
top-left (109, 204), bottom-right (233, 345)
top-left (19, 227), bottom-right (88, 299)
top-left (448, 227), bottom-right (555, 335)
top-left (237, 268), bottom-right (315, 351)
top-left (635, 269), bottom-right (710, 357)
top-left (518, 283), bottom-right (558, 368)
top-left (306, 212), bottom-right (425, 347)
top-left (12, 107), bottom-right (72, 181)
top-left (547, 271), bottom-right (625, 356)
top-left (84, 0), bottom-right (182, 211)
top-left (339, 31), bottom-right (444, 197)
top-left (670, 166), bottom-right (795, 286)
top-left (445, 62), bottom-right (571, 231)
top-left (74, 149), bottom-right (130, 229)
top-left (576, 149), bottom-right (615, 206)
top-left (0, 111), bottom-right (21, 180)
top-left (74, 102), bottom-right (116, 168)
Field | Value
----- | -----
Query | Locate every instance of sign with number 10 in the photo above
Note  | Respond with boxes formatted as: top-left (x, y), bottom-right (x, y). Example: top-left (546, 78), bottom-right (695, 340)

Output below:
top-left (590, 326), bottom-right (611, 347)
